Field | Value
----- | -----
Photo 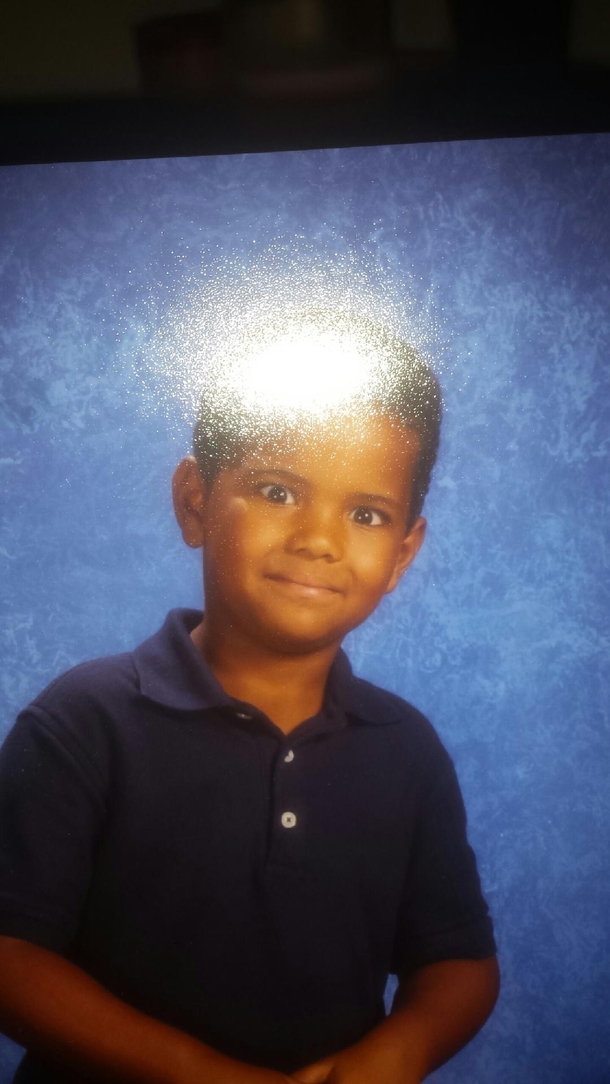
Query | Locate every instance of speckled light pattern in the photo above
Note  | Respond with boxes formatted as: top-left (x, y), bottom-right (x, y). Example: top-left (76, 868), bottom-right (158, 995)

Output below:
top-left (1, 135), bottom-right (609, 1083)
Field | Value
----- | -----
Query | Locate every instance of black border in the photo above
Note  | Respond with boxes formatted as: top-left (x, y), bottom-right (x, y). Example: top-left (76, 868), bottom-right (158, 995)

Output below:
top-left (1, 66), bottom-right (609, 165)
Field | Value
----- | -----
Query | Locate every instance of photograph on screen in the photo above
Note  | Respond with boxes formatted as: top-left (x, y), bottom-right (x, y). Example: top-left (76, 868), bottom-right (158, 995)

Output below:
top-left (0, 133), bottom-right (608, 1084)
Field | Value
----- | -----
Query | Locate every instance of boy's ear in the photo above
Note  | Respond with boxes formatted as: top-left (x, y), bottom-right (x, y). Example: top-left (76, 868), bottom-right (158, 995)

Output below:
top-left (172, 456), bottom-right (208, 548)
top-left (385, 516), bottom-right (427, 594)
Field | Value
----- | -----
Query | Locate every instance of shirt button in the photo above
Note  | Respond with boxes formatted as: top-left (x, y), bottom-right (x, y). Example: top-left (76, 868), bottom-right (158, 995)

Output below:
top-left (281, 811), bottom-right (297, 829)
top-left (284, 749), bottom-right (295, 763)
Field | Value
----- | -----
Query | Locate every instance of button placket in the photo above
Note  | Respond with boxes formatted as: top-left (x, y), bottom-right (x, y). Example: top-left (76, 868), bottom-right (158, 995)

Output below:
top-left (267, 741), bottom-right (303, 866)
top-left (279, 751), bottom-right (297, 831)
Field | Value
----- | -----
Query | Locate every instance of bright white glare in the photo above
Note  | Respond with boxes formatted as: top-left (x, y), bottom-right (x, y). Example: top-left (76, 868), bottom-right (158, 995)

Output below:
top-left (231, 327), bottom-right (375, 417)
top-left (136, 248), bottom-right (444, 428)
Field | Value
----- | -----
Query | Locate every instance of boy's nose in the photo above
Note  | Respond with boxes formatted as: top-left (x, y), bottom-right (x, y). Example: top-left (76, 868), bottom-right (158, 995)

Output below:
top-left (285, 505), bottom-right (343, 561)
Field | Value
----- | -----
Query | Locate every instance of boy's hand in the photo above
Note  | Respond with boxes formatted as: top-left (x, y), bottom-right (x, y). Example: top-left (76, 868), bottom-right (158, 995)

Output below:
top-left (292, 1036), bottom-right (420, 1084)
top-left (291, 1056), bottom-right (335, 1083)
top-left (293, 957), bottom-right (500, 1084)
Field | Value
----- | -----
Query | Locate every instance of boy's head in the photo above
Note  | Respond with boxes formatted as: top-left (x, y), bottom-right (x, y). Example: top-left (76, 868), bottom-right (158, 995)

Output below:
top-left (192, 310), bottom-right (441, 530)
top-left (175, 311), bottom-right (442, 654)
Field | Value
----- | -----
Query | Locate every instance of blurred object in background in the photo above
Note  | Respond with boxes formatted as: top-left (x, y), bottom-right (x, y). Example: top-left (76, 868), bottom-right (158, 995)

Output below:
top-left (133, 0), bottom-right (582, 102)
top-left (223, 0), bottom-right (394, 99)
top-left (392, 0), bottom-right (456, 70)
top-left (571, 0), bottom-right (610, 68)
top-left (135, 3), bottom-right (225, 95)
top-left (135, 0), bottom-right (405, 100)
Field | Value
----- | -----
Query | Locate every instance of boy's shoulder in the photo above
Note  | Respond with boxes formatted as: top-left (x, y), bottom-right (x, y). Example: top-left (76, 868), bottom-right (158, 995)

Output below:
top-left (27, 609), bottom-right (201, 722)
top-left (13, 647), bottom-right (140, 774)
top-left (5, 612), bottom-right (197, 786)
top-left (29, 646), bottom-right (140, 722)
top-left (347, 671), bottom-right (431, 729)
top-left (337, 662), bottom-right (452, 777)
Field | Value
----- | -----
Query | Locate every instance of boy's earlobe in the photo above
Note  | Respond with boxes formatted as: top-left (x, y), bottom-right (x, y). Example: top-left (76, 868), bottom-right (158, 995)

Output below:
top-left (385, 516), bottom-right (427, 594)
top-left (172, 456), bottom-right (207, 549)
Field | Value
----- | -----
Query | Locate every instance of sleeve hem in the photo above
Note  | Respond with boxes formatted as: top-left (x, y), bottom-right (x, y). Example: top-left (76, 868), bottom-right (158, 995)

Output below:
top-left (0, 913), bottom-right (72, 954)
top-left (392, 915), bottom-right (497, 975)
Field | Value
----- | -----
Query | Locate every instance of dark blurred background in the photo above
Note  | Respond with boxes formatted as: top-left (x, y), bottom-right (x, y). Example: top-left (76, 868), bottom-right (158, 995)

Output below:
top-left (0, 2), bottom-right (608, 167)
top-left (0, 0), bottom-right (607, 100)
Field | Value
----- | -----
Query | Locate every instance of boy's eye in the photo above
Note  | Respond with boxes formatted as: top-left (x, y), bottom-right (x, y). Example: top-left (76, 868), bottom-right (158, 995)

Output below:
top-left (349, 506), bottom-right (387, 527)
top-left (259, 484), bottom-right (295, 505)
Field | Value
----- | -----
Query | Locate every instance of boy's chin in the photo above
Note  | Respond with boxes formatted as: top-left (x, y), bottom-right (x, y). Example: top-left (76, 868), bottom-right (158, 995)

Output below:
top-left (265, 632), bottom-right (345, 656)
top-left (254, 613), bottom-right (359, 656)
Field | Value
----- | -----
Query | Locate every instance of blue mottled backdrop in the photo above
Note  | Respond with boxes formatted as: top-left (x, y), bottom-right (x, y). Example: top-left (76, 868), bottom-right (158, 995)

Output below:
top-left (1, 135), bottom-right (609, 1082)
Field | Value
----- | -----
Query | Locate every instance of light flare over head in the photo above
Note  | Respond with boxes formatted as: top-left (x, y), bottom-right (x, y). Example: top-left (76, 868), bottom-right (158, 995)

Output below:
top-left (219, 315), bottom-right (392, 423)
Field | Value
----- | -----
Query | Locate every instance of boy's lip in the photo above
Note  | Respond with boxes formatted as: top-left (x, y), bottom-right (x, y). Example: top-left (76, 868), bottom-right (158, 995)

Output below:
top-left (265, 572), bottom-right (343, 595)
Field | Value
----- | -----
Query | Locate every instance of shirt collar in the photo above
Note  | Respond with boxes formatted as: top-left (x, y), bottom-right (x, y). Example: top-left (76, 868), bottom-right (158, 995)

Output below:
top-left (133, 609), bottom-right (401, 726)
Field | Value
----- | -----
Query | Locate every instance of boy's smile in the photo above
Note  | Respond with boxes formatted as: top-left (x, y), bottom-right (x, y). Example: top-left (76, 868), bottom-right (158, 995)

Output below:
top-left (174, 414), bottom-right (426, 657)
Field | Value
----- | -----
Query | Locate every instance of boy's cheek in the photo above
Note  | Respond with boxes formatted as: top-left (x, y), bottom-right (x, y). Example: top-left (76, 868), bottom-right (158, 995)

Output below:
top-left (351, 538), bottom-right (402, 582)
top-left (216, 511), bottom-right (287, 565)
top-left (222, 496), bottom-right (250, 522)
top-left (207, 498), bottom-right (255, 547)
top-left (225, 496), bottom-right (281, 531)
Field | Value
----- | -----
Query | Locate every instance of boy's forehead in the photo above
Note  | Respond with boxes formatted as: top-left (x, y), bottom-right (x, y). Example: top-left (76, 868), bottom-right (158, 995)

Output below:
top-left (231, 413), bottom-right (420, 487)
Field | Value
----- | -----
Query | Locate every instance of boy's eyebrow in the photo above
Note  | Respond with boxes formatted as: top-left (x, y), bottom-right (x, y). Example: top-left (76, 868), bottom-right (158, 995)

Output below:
top-left (349, 491), bottom-right (405, 513)
top-left (240, 467), bottom-right (310, 486)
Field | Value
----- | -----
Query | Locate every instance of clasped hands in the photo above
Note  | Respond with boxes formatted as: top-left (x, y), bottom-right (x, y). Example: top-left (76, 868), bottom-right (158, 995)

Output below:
top-left (283, 1035), bottom-right (421, 1084)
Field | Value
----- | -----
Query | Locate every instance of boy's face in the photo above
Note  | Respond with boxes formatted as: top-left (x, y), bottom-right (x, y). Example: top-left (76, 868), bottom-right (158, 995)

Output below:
top-left (174, 414), bottom-right (426, 656)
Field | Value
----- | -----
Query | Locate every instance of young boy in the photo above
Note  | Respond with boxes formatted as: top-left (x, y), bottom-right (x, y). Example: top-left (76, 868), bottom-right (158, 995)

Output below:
top-left (0, 312), bottom-right (498, 1084)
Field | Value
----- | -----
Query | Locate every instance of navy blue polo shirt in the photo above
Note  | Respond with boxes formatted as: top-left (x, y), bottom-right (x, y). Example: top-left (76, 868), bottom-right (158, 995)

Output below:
top-left (0, 609), bottom-right (495, 1079)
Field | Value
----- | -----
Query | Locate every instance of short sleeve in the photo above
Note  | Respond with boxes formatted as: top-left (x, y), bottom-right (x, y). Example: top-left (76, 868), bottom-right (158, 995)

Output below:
top-left (391, 745), bottom-right (496, 977)
top-left (0, 705), bottom-right (107, 953)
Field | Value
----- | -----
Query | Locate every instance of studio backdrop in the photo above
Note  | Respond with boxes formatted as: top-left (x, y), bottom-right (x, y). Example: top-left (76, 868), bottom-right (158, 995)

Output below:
top-left (1, 133), bottom-right (609, 1083)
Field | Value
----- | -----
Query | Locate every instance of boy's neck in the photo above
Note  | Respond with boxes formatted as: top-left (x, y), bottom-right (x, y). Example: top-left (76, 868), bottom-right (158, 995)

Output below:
top-left (190, 617), bottom-right (339, 735)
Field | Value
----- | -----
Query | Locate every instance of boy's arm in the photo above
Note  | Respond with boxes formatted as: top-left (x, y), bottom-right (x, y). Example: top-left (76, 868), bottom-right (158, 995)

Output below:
top-left (293, 956), bottom-right (500, 1084)
top-left (0, 936), bottom-right (295, 1084)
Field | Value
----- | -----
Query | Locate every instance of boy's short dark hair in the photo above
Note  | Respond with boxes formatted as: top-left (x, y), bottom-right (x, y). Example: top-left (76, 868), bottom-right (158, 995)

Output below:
top-left (193, 310), bottom-right (442, 525)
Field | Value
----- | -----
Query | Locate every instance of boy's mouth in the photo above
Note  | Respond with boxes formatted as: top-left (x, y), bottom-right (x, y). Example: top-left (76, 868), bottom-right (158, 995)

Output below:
top-left (265, 572), bottom-right (343, 597)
